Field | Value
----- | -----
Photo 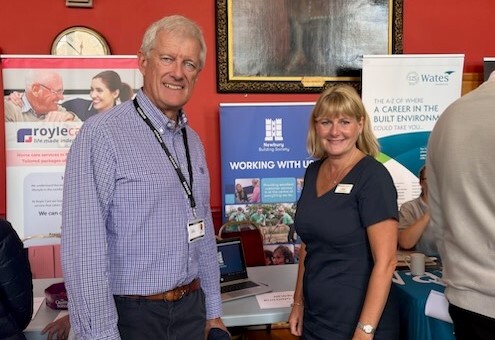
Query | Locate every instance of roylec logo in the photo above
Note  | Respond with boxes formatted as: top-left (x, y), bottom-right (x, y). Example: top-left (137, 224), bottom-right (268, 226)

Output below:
top-left (17, 126), bottom-right (80, 143)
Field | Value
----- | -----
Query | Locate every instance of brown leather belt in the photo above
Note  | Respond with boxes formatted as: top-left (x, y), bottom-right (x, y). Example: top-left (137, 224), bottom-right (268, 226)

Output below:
top-left (122, 278), bottom-right (200, 302)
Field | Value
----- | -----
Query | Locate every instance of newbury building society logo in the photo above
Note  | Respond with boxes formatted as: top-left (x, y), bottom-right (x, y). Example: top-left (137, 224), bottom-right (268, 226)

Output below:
top-left (259, 118), bottom-right (290, 153)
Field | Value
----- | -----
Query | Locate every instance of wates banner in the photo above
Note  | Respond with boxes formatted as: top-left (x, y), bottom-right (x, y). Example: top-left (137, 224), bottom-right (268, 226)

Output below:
top-left (1, 55), bottom-right (143, 244)
top-left (220, 103), bottom-right (313, 265)
top-left (362, 54), bottom-right (464, 206)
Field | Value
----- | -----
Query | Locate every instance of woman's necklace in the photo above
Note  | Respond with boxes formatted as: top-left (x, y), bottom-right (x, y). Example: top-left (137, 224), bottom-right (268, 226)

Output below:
top-left (327, 148), bottom-right (357, 185)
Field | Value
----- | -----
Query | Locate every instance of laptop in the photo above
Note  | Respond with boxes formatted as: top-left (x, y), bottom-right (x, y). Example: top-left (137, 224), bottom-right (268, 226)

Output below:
top-left (217, 237), bottom-right (272, 302)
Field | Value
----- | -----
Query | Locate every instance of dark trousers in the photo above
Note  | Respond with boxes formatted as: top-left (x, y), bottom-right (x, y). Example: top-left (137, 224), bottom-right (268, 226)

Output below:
top-left (114, 289), bottom-right (206, 340)
top-left (449, 303), bottom-right (495, 340)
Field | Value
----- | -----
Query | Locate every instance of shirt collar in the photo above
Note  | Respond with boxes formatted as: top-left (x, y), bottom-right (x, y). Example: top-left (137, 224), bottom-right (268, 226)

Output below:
top-left (21, 94), bottom-right (35, 113)
top-left (135, 89), bottom-right (188, 132)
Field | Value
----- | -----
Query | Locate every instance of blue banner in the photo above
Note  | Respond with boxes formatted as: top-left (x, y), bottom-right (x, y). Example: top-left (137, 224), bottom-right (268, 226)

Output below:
top-left (220, 103), bottom-right (314, 265)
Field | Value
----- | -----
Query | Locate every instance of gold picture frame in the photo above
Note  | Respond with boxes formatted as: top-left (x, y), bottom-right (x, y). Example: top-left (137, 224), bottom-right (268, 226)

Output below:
top-left (216, 0), bottom-right (403, 93)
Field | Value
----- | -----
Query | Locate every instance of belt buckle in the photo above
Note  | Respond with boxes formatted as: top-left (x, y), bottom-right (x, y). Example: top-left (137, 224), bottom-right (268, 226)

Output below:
top-left (178, 287), bottom-right (186, 300)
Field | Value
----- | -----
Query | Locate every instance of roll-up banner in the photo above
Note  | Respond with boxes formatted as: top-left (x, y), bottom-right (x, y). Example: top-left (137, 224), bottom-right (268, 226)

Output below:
top-left (1, 55), bottom-right (142, 244)
top-left (362, 54), bottom-right (464, 207)
top-left (219, 103), bottom-right (314, 264)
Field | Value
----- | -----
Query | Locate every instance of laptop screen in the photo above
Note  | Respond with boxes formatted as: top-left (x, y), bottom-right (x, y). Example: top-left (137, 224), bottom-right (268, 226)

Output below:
top-left (217, 238), bottom-right (248, 283)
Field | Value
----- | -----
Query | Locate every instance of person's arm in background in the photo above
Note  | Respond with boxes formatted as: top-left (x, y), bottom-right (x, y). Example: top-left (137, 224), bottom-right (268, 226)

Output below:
top-left (426, 156), bottom-right (444, 257)
top-left (398, 203), bottom-right (430, 250)
top-left (41, 315), bottom-right (71, 340)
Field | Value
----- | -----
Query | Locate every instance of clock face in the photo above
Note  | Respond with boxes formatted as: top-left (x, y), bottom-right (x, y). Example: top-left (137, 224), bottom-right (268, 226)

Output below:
top-left (51, 27), bottom-right (110, 56)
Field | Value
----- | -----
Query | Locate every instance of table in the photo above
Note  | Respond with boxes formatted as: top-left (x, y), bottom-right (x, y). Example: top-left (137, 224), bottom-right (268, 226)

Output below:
top-left (25, 278), bottom-right (66, 340)
top-left (222, 264), bottom-right (297, 327)
top-left (393, 269), bottom-right (455, 340)
top-left (25, 264), bottom-right (298, 338)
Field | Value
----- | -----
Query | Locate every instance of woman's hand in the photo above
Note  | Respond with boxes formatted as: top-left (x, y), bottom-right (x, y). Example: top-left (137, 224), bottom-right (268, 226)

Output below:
top-left (8, 91), bottom-right (23, 107)
top-left (288, 303), bottom-right (304, 336)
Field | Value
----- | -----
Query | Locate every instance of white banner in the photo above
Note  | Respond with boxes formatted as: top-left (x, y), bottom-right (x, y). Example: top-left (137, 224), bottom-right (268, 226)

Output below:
top-left (2, 55), bottom-right (142, 244)
top-left (362, 54), bottom-right (464, 206)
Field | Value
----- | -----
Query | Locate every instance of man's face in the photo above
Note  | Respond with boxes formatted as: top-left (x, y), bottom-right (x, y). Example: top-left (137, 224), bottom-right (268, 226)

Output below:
top-left (31, 79), bottom-right (64, 113)
top-left (138, 30), bottom-right (202, 120)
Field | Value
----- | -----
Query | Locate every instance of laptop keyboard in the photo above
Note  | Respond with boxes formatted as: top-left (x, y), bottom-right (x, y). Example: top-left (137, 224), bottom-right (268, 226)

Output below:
top-left (221, 280), bottom-right (259, 293)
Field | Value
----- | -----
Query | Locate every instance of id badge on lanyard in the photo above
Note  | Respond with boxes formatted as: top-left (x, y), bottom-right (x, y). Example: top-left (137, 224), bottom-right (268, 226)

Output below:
top-left (188, 218), bottom-right (205, 243)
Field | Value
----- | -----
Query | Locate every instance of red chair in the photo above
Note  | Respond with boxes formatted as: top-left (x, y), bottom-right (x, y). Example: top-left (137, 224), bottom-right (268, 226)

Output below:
top-left (218, 221), bottom-right (266, 267)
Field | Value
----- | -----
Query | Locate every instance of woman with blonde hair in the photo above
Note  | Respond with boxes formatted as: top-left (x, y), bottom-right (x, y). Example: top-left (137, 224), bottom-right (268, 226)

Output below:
top-left (289, 85), bottom-right (399, 339)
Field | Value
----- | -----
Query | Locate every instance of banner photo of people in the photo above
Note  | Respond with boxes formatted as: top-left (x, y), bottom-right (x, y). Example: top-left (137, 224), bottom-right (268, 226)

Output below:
top-left (220, 103), bottom-right (314, 265)
top-left (1, 55), bottom-right (143, 244)
top-left (361, 54), bottom-right (464, 207)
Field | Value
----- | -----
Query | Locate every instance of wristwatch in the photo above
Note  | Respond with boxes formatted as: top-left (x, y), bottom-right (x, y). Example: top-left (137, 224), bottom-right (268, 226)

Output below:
top-left (357, 322), bottom-right (375, 334)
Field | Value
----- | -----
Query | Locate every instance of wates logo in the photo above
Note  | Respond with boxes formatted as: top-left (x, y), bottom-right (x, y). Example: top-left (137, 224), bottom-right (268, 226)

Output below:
top-left (408, 71), bottom-right (455, 85)
top-left (265, 118), bottom-right (284, 142)
top-left (407, 72), bottom-right (419, 85)
top-left (17, 128), bottom-right (33, 143)
top-left (420, 70), bottom-right (454, 83)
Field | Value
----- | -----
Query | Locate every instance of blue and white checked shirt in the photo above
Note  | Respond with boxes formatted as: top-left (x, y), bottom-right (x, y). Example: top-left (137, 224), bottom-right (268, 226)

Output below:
top-left (61, 90), bottom-right (222, 340)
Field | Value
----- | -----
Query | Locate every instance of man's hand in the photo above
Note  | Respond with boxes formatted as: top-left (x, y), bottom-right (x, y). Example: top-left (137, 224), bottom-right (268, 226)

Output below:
top-left (205, 317), bottom-right (230, 339)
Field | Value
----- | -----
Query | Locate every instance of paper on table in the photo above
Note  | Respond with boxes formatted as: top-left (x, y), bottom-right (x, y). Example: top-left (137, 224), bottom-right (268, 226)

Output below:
top-left (425, 290), bottom-right (453, 323)
top-left (32, 297), bottom-right (45, 320)
top-left (256, 291), bottom-right (294, 309)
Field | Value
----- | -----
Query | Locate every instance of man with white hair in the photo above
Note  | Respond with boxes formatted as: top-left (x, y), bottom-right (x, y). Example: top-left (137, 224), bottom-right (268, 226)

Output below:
top-left (426, 70), bottom-right (495, 339)
top-left (62, 15), bottom-right (228, 339)
top-left (4, 69), bottom-right (78, 122)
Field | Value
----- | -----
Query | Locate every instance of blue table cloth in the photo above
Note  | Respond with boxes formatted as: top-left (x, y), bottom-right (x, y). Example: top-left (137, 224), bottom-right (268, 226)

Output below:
top-left (392, 270), bottom-right (455, 340)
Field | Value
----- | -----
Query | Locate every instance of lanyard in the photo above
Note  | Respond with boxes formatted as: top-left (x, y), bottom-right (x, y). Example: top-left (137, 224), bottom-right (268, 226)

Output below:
top-left (133, 98), bottom-right (196, 217)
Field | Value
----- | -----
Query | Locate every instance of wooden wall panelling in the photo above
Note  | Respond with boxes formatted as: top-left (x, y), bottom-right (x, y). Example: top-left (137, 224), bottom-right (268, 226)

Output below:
top-left (462, 72), bottom-right (483, 95)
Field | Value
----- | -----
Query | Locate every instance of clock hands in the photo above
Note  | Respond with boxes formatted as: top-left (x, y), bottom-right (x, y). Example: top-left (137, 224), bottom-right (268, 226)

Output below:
top-left (53, 28), bottom-right (109, 56)
top-left (66, 40), bottom-right (81, 55)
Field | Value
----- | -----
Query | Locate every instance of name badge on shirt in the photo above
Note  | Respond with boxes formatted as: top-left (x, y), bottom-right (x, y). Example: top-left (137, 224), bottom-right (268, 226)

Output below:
top-left (335, 183), bottom-right (353, 194)
top-left (188, 219), bottom-right (205, 243)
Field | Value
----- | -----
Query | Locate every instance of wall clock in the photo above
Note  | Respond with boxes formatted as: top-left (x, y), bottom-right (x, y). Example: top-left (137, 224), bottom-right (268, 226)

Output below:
top-left (51, 26), bottom-right (110, 56)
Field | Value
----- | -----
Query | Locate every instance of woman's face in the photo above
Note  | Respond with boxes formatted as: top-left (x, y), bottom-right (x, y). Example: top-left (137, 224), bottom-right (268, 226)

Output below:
top-left (315, 114), bottom-right (363, 158)
top-left (90, 77), bottom-right (119, 113)
top-left (236, 184), bottom-right (243, 192)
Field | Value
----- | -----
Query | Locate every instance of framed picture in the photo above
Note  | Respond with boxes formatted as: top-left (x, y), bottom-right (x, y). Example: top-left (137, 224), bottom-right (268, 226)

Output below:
top-left (216, 0), bottom-right (403, 93)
